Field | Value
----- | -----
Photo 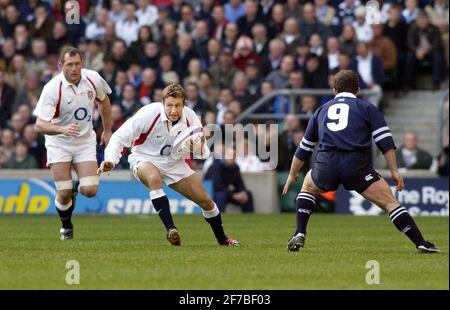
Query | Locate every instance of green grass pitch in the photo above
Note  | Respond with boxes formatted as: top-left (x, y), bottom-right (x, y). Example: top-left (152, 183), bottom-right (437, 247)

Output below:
top-left (0, 214), bottom-right (447, 290)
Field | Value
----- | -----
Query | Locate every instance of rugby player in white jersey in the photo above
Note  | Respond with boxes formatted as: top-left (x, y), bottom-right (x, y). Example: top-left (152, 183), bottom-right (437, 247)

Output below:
top-left (98, 84), bottom-right (239, 246)
top-left (33, 47), bottom-right (112, 240)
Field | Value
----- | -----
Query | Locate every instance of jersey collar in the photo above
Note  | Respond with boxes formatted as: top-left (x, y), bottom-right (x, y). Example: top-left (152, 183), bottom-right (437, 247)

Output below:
top-left (335, 92), bottom-right (357, 99)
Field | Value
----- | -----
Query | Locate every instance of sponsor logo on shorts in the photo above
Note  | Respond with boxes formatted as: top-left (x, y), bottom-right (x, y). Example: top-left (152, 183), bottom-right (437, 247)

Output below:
top-left (365, 174), bottom-right (373, 181)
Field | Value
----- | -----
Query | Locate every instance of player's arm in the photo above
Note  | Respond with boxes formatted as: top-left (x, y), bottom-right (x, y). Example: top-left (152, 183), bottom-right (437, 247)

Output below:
top-left (97, 108), bottom-right (149, 174)
top-left (97, 95), bottom-right (112, 145)
top-left (33, 84), bottom-right (80, 136)
top-left (93, 72), bottom-right (113, 146)
top-left (367, 104), bottom-right (403, 191)
top-left (283, 116), bottom-right (318, 195)
top-left (189, 110), bottom-right (211, 159)
top-left (35, 118), bottom-right (80, 136)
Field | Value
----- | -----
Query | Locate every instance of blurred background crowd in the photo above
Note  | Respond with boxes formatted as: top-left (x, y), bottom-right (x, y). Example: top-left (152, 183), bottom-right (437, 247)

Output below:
top-left (0, 0), bottom-right (448, 177)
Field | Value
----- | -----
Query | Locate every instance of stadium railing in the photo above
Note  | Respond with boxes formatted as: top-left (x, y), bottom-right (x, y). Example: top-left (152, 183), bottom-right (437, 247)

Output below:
top-left (438, 90), bottom-right (449, 150)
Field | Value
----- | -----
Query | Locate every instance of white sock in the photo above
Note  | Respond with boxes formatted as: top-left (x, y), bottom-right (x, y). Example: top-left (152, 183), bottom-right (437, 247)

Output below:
top-left (202, 203), bottom-right (220, 219)
top-left (149, 188), bottom-right (165, 200)
top-left (55, 198), bottom-right (72, 211)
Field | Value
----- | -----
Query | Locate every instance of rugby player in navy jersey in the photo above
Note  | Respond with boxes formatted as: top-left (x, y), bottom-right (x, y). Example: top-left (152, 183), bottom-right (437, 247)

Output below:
top-left (283, 70), bottom-right (440, 253)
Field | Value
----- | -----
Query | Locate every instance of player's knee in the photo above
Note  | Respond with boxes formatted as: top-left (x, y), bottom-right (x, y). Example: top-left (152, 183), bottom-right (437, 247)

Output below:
top-left (57, 190), bottom-right (72, 205)
top-left (146, 174), bottom-right (163, 189)
top-left (79, 185), bottom-right (98, 197)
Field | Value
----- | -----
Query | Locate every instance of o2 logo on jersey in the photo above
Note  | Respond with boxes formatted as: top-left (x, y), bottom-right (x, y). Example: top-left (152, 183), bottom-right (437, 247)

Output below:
top-left (365, 0), bottom-right (381, 25)
top-left (160, 144), bottom-right (172, 156)
top-left (327, 103), bottom-right (349, 132)
top-left (74, 107), bottom-right (92, 121)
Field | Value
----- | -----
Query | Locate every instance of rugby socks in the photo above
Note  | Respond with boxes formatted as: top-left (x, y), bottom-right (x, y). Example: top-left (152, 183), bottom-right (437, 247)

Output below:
top-left (295, 192), bottom-right (316, 235)
top-left (389, 206), bottom-right (426, 247)
top-left (150, 189), bottom-right (176, 231)
top-left (203, 204), bottom-right (227, 242)
top-left (55, 198), bottom-right (74, 229)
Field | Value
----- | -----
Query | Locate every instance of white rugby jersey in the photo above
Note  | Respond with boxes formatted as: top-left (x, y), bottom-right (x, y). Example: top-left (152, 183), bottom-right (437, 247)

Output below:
top-left (105, 102), bottom-right (202, 165)
top-left (33, 68), bottom-right (112, 145)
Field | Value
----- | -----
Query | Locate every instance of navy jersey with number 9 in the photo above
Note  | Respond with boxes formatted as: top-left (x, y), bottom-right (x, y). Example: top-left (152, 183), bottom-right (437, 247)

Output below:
top-left (295, 92), bottom-right (396, 161)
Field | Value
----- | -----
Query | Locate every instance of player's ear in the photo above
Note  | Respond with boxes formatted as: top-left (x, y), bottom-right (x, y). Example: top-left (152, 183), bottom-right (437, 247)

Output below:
top-left (356, 87), bottom-right (360, 96)
top-left (332, 88), bottom-right (337, 96)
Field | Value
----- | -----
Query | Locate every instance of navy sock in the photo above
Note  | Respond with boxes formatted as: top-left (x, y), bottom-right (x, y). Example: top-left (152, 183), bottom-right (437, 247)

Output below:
top-left (152, 195), bottom-right (176, 231)
top-left (56, 205), bottom-right (74, 229)
top-left (295, 192), bottom-right (316, 235)
top-left (204, 213), bottom-right (227, 242)
top-left (389, 206), bottom-right (426, 247)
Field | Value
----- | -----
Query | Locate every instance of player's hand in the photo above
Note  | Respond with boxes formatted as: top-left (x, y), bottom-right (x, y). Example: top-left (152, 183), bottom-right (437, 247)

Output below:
top-left (97, 160), bottom-right (115, 175)
top-left (62, 123), bottom-right (80, 137)
top-left (101, 130), bottom-right (112, 146)
top-left (282, 173), bottom-right (298, 195)
top-left (391, 170), bottom-right (404, 192)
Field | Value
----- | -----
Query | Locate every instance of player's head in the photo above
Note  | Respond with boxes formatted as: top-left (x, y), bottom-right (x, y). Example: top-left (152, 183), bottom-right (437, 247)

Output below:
top-left (333, 69), bottom-right (360, 95)
top-left (59, 46), bottom-right (83, 85)
top-left (162, 84), bottom-right (187, 122)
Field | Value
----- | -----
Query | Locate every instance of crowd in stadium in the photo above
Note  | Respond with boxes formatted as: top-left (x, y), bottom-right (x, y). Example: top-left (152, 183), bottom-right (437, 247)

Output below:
top-left (0, 0), bottom-right (448, 175)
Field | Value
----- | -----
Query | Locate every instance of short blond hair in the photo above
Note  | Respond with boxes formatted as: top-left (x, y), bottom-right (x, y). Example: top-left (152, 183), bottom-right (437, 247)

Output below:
top-left (161, 84), bottom-right (187, 103)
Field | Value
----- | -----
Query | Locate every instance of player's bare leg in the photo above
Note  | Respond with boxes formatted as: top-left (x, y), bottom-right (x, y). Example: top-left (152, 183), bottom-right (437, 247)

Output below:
top-left (73, 161), bottom-right (99, 197)
top-left (50, 162), bottom-right (75, 240)
top-left (288, 170), bottom-right (324, 252)
top-left (361, 177), bottom-right (440, 253)
top-left (137, 162), bottom-right (180, 245)
top-left (170, 173), bottom-right (240, 246)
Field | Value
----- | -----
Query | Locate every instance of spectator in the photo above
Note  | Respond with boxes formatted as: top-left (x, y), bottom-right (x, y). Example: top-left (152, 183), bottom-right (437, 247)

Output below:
top-left (215, 88), bottom-right (235, 125)
top-left (184, 58), bottom-right (202, 86)
top-left (260, 38), bottom-right (285, 76)
top-left (351, 41), bottom-right (384, 107)
top-left (3, 139), bottom-right (38, 169)
top-left (222, 22), bottom-right (239, 50)
top-left (0, 128), bottom-right (16, 167)
top-left (141, 41), bottom-right (161, 69)
top-left (0, 70), bottom-right (16, 127)
top-left (402, 0), bottom-right (420, 24)
top-left (158, 21), bottom-right (178, 55)
top-left (315, 0), bottom-right (336, 27)
top-left (173, 33), bottom-right (198, 80)
top-left (404, 10), bottom-right (445, 91)
top-left (299, 95), bottom-right (319, 128)
top-left (168, 0), bottom-right (184, 22)
top-left (85, 8), bottom-right (108, 40)
top-left (130, 25), bottom-right (154, 61)
top-left (84, 39), bottom-right (104, 72)
top-left (299, 3), bottom-right (330, 41)
top-left (211, 5), bottom-right (227, 41)
top-left (352, 6), bottom-right (373, 43)
top-left (337, 0), bottom-right (361, 30)
top-left (138, 68), bottom-right (162, 105)
top-left (369, 24), bottom-right (397, 73)
top-left (259, 80), bottom-right (289, 114)
top-left (396, 132), bottom-right (435, 170)
top-left (22, 124), bottom-right (44, 167)
top-left (309, 33), bottom-right (325, 57)
top-left (136, 0), bottom-right (159, 27)
top-left (233, 35), bottom-right (260, 71)
top-left (108, 0), bottom-right (126, 24)
top-left (236, 0), bottom-right (264, 37)
top-left (340, 24), bottom-right (357, 57)
top-left (224, 0), bottom-right (245, 23)
top-left (185, 82), bottom-right (210, 117)
top-left (13, 72), bottom-right (41, 112)
top-left (159, 53), bottom-right (179, 85)
top-left (192, 20), bottom-right (210, 61)
top-left (326, 36), bottom-right (340, 71)
top-left (117, 83), bottom-right (142, 119)
top-left (62, 0), bottom-right (86, 45)
top-left (208, 48), bottom-right (238, 89)
top-left (279, 17), bottom-right (303, 53)
top-left (27, 38), bottom-right (48, 76)
top-left (204, 146), bottom-right (254, 213)
top-left (14, 23), bottom-right (31, 56)
top-left (9, 112), bottom-right (25, 139)
top-left (111, 39), bottom-right (133, 71)
top-left (245, 60), bottom-right (263, 97)
top-left (199, 71), bottom-right (220, 109)
top-left (48, 21), bottom-right (69, 56)
top-left (178, 3), bottom-right (197, 36)
top-left (284, 0), bottom-right (302, 20)
top-left (1, 4), bottom-right (22, 37)
top-left (304, 54), bottom-right (329, 89)
top-left (111, 104), bottom-right (126, 132)
top-left (279, 114), bottom-right (301, 156)
top-left (200, 38), bottom-right (220, 70)
top-left (266, 55), bottom-right (295, 90)
top-left (231, 71), bottom-right (257, 110)
top-left (115, 1), bottom-right (140, 47)
top-left (268, 3), bottom-right (285, 39)
top-left (251, 23), bottom-right (269, 58)
top-left (425, 0), bottom-right (449, 68)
